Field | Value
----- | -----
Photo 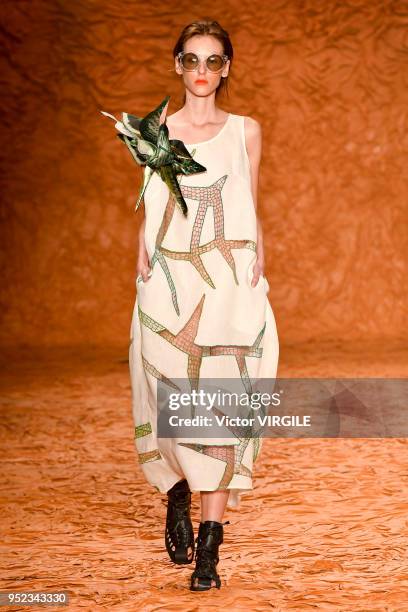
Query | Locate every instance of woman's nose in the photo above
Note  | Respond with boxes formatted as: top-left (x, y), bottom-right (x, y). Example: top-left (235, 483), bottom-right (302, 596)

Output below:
top-left (197, 59), bottom-right (207, 74)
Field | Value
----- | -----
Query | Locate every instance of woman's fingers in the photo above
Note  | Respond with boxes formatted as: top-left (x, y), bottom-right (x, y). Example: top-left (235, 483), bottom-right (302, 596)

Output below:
top-left (139, 268), bottom-right (152, 283)
top-left (136, 264), bottom-right (152, 283)
top-left (251, 265), bottom-right (264, 287)
top-left (251, 273), bottom-right (259, 287)
top-left (141, 269), bottom-right (151, 282)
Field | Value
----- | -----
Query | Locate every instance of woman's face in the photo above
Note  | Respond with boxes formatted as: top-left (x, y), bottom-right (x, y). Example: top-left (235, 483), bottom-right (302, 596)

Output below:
top-left (175, 35), bottom-right (230, 98)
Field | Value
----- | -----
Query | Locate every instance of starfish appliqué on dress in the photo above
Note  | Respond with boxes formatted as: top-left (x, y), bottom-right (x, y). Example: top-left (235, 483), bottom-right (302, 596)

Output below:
top-left (146, 175), bottom-right (257, 315)
top-left (178, 401), bottom-right (266, 487)
top-left (160, 176), bottom-right (256, 288)
top-left (138, 293), bottom-right (266, 417)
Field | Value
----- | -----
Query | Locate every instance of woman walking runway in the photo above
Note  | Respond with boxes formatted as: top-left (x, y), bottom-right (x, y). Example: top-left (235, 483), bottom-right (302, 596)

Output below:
top-left (127, 19), bottom-right (279, 591)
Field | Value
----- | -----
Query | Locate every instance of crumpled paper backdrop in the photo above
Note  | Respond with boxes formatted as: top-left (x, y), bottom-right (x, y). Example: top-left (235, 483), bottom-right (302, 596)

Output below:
top-left (0, 0), bottom-right (407, 348)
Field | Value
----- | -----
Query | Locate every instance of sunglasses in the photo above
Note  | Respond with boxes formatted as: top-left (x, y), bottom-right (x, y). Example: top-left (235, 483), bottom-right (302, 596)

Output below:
top-left (176, 51), bottom-right (229, 73)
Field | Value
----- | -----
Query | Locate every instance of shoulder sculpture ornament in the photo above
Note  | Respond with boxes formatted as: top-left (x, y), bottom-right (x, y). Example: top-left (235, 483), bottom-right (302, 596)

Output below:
top-left (100, 95), bottom-right (207, 217)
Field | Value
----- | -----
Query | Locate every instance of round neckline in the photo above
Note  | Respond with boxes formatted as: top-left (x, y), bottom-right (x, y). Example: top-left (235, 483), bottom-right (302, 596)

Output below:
top-left (183, 113), bottom-right (232, 147)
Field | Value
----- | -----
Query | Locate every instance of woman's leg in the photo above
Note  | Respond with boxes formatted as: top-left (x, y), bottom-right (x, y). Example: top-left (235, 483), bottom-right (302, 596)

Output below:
top-left (191, 489), bottom-right (230, 588)
top-left (200, 490), bottom-right (230, 522)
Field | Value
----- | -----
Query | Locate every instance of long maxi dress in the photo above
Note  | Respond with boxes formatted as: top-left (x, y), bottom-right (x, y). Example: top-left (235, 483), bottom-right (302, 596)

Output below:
top-left (129, 112), bottom-right (279, 509)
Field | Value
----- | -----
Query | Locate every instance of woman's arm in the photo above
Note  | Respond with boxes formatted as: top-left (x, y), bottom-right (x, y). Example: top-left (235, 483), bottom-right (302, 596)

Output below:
top-left (244, 116), bottom-right (265, 287)
top-left (136, 170), bottom-right (152, 282)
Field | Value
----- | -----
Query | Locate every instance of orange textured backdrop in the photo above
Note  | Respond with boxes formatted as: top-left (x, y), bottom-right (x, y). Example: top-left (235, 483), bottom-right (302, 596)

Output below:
top-left (0, 0), bottom-right (407, 348)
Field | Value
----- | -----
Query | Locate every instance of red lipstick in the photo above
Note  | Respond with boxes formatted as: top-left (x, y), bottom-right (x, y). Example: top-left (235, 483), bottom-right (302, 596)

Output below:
top-left (195, 79), bottom-right (208, 84)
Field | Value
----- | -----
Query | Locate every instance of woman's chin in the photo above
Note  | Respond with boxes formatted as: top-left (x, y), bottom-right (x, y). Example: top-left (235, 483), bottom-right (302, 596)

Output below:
top-left (188, 85), bottom-right (216, 97)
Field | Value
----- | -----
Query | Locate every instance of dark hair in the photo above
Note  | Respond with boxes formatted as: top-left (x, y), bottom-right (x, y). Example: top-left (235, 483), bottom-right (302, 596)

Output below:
top-left (172, 19), bottom-right (233, 102)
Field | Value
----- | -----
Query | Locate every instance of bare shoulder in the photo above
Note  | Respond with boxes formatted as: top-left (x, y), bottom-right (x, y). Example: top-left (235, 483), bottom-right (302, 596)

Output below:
top-left (243, 116), bottom-right (262, 164)
top-left (243, 115), bottom-right (262, 141)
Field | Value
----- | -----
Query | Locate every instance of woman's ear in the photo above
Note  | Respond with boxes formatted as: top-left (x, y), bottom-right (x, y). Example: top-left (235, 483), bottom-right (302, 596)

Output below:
top-left (222, 61), bottom-right (230, 78)
top-left (175, 57), bottom-right (183, 76)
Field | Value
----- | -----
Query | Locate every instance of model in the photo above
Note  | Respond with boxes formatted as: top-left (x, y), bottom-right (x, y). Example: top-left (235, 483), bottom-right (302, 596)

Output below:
top-left (107, 19), bottom-right (279, 592)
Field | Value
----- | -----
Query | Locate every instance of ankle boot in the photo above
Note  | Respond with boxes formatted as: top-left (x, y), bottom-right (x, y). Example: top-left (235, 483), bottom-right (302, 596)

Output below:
top-left (165, 479), bottom-right (195, 564)
top-left (190, 519), bottom-right (230, 591)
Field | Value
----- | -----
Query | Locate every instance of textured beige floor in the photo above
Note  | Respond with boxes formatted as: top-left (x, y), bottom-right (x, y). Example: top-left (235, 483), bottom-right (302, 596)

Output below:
top-left (1, 343), bottom-right (407, 611)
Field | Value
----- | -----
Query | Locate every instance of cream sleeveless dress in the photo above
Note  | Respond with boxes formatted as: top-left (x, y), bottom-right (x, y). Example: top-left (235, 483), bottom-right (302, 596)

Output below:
top-left (128, 112), bottom-right (279, 509)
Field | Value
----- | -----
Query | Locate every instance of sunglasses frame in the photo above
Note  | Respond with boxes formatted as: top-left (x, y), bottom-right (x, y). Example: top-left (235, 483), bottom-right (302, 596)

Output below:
top-left (176, 51), bottom-right (229, 72)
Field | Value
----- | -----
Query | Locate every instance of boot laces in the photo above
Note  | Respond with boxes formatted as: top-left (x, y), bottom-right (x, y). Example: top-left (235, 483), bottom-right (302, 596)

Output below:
top-left (194, 545), bottom-right (219, 578)
top-left (169, 493), bottom-right (192, 545)
top-left (193, 522), bottom-right (227, 578)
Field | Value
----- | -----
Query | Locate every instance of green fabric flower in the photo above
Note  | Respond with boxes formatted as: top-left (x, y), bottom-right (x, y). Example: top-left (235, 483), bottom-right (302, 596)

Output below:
top-left (100, 95), bottom-right (207, 216)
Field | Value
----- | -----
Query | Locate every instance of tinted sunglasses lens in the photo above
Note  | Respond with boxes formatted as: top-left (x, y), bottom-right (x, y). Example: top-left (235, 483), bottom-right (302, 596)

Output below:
top-left (181, 53), bottom-right (198, 70)
top-left (207, 55), bottom-right (224, 72)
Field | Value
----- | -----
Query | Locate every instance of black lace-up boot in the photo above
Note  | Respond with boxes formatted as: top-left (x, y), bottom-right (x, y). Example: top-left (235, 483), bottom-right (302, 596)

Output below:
top-left (190, 519), bottom-right (230, 591)
top-left (165, 479), bottom-right (195, 564)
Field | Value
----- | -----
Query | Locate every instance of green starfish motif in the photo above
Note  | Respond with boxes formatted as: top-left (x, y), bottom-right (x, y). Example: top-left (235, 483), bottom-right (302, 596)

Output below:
top-left (141, 355), bottom-right (181, 391)
top-left (134, 422), bottom-right (152, 439)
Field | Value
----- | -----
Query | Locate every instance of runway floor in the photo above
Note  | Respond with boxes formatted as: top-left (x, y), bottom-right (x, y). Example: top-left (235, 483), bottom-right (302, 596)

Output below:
top-left (1, 342), bottom-right (407, 611)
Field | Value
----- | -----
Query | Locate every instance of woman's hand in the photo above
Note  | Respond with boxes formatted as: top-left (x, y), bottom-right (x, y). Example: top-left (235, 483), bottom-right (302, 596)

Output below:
top-left (136, 251), bottom-right (152, 283)
top-left (251, 217), bottom-right (265, 287)
top-left (136, 217), bottom-right (152, 282)
top-left (251, 257), bottom-right (265, 287)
